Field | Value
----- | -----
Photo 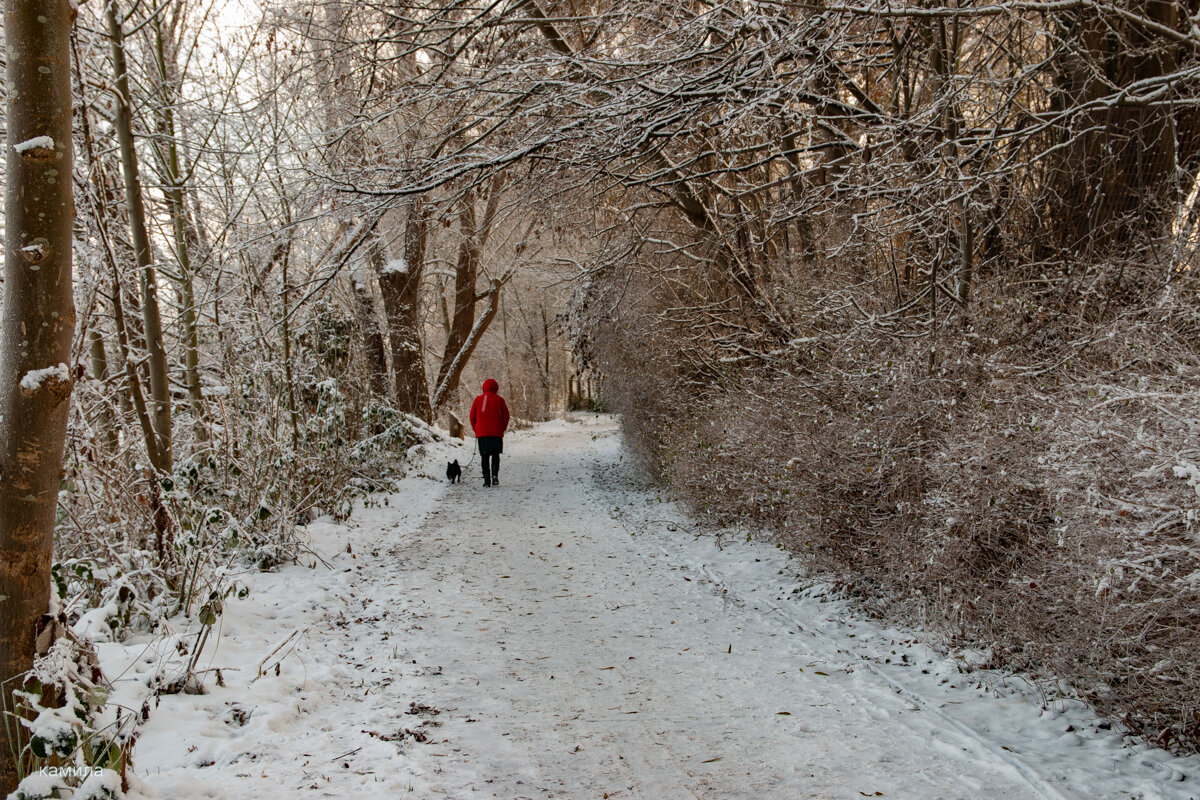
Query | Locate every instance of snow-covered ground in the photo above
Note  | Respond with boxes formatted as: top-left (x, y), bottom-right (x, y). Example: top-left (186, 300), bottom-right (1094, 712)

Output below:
top-left (105, 415), bottom-right (1198, 799)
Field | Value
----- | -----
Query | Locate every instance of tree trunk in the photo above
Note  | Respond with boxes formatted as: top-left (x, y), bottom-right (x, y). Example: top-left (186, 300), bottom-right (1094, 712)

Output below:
top-left (430, 276), bottom-right (509, 413)
top-left (432, 176), bottom-right (505, 411)
top-left (87, 328), bottom-right (121, 455)
top-left (434, 188), bottom-right (481, 403)
top-left (151, 11), bottom-right (206, 440)
top-left (72, 27), bottom-right (164, 474)
top-left (111, 272), bottom-right (165, 475)
top-left (0, 0), bottom-right (76, 791)
top-left (106, 0), bottom-right (173, 473)
top-left (351, 263), bottom-right (389, 398)
top-left (1047, 3), bottom-right (1200, 255)
top-left (379, 200), bottom-right (432, 421)
top-left (541, 306), bottom-right (552, 415)
top-left (279, 242), bottom-right (300, 450)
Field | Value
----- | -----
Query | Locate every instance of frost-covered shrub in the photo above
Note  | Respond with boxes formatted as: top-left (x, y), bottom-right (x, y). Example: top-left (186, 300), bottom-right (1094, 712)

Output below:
top-left (8, 768), bottom-right (124, 800)
top-left (8, 771), bottom-right (67, 800)
top-left (1030, 382), bottom-right (1200, 747)
top-left (585, 229), bottom-right (1200, 750)
top-left (37, 279), bottom-right (440, 784)
top-left (74, 769), bottom-right (123, 800)
top-left (6, 620), bottom-right (135, 799)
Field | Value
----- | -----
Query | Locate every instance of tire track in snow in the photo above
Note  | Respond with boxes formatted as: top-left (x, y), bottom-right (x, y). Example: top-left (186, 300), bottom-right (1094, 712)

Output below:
top-left (610, 511), bottom-right (1068, 800)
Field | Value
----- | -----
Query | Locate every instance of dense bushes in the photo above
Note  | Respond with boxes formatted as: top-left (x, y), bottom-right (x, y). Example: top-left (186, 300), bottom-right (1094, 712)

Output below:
top-left (585, 259), bottom-right (1200, 750)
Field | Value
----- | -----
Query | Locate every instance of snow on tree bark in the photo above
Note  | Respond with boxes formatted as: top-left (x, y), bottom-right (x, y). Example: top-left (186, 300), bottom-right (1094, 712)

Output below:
top-left (378, 200), bottom-right (432, 422)
top-left (0, 0), bottom-right (76, 791)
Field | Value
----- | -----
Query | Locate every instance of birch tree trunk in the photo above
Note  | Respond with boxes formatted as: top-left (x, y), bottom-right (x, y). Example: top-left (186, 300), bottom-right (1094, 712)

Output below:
top-left (0, 0), bottom-right (76, 790)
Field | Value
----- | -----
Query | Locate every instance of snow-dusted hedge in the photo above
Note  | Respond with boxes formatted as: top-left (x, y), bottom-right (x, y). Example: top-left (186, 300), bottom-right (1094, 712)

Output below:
top-left (587, 258), bottom-right (1200, 752)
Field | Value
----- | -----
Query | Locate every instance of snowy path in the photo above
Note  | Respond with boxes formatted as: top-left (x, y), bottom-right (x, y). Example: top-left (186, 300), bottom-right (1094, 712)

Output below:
top-left (121, 416), bottom-right (1198, 799)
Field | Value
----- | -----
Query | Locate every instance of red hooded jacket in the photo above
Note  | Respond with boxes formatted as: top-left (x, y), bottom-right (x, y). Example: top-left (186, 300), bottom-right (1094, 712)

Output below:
top-left (469, 379), bottom-right (510, 438)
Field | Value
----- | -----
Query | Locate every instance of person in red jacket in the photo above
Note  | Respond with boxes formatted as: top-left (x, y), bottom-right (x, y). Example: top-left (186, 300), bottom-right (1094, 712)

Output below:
top-left (468, 378), bottom-right (510, 487)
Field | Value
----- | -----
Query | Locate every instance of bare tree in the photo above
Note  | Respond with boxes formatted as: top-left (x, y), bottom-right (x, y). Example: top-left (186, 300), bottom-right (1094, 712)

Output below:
top-left (105, 0), bottom-right (173, 473)
top-left (429, 174), bottom-right (511, 414)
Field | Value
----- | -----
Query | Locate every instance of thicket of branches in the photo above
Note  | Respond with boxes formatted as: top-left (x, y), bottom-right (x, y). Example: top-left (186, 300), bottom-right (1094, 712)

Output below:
top-left (49, 0), bottom-right (590, 632)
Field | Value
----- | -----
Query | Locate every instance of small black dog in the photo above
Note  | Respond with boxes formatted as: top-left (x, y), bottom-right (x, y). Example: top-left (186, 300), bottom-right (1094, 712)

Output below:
top-left (446, 459), bottom-right (462, 484)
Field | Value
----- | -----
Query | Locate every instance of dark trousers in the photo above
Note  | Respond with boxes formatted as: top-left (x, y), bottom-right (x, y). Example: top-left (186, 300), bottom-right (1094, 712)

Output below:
top-left (482, 453), bottom-right (499, 481)
top-left (478, 436), bottom-right (502, 480)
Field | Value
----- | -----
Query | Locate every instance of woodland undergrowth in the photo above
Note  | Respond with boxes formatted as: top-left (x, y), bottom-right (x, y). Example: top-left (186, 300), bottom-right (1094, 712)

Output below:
top-left (8, 309), bottom-right (435, 796)
top-left (587, 253), bottom-right (1200, 752)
